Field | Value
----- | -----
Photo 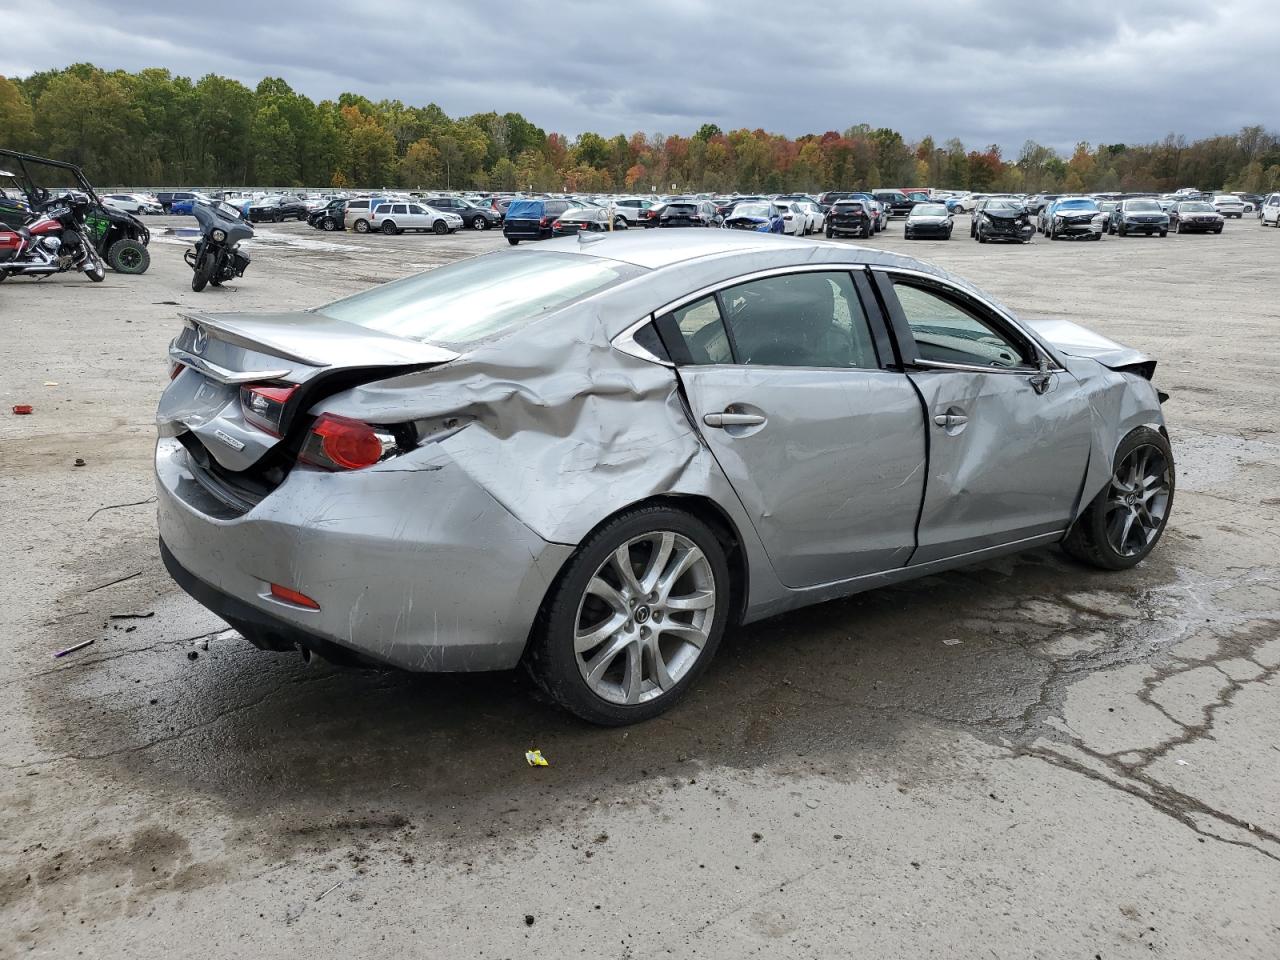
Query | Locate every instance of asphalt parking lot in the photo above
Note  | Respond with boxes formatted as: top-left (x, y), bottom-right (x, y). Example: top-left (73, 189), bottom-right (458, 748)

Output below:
top-left (2, 215), bottom-right (1278, 959)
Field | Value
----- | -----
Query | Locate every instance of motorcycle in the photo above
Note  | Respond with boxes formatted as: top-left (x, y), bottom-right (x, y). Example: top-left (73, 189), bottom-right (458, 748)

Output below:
top-left (0, 191), bottom-right (106, 283)
top-left (185, 200), bottom-right (254, 292)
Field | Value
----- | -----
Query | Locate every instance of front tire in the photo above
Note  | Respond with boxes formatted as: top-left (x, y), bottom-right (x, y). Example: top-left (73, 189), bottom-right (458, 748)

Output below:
top-left (433, 220), bottom-right (448, 235)
top-left (525, 505), bottom-right (730, 725)
top-left (1063, 426), bottom-right (1174, 571)
top-left (322, 218), bottom-right (337, 231)
top-left (191, 252), bottom-right (214, 292)
top-left (107, 238), bottom-right (150, 274)
top-left (473, 215), bottom-right (489, 230)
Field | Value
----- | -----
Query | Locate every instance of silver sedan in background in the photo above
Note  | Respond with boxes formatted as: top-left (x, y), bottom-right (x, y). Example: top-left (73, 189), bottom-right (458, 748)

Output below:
top-left (156, 231), bottom-right (1174, 724)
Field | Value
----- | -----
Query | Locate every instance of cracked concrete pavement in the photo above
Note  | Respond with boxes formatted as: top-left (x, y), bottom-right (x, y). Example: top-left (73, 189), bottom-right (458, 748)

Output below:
top-left (1, 216), bottom-right (1278, 958)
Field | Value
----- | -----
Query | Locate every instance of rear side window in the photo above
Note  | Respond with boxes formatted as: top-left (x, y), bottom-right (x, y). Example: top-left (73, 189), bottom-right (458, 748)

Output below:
top-left (656, 296), bottom-right (732, 365)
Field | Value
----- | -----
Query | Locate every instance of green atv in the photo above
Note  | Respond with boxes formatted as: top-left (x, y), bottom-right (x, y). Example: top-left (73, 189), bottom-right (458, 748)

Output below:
top-left (0, 149), bottom-right (151, 275)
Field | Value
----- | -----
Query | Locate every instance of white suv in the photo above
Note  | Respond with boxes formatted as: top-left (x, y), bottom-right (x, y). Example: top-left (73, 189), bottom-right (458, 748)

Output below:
top-left (1261, 193), bottom-right (1280, 228)
top-left (369, 202), bottom-right (462, 236)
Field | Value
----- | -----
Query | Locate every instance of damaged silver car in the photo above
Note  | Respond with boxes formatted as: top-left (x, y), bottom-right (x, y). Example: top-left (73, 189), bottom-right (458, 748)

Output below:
top-left (156, 231), bottom-right (1174, 724)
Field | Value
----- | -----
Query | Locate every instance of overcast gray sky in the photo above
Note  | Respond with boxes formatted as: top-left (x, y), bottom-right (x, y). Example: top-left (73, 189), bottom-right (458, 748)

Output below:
top-left (3, 0), bottom-right (1272, 152)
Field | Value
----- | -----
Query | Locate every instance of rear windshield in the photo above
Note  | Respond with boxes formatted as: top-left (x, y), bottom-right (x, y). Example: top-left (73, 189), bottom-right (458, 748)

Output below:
top-left (666, 203), bottom-right (698, 213)
top-left (314, 251), bottom-right (639, 346)
top-left (505, 199), bottom-right (544, 219)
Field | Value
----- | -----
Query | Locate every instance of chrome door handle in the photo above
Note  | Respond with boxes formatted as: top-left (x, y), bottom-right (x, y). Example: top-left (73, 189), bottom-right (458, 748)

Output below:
top-left (933, 414), bottom-right (969, 427)
top-left (704, 412), bottom-right (766, 428)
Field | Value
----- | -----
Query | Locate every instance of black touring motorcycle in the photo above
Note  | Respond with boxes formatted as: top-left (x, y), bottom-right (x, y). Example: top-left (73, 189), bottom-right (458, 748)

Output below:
top-left (0, 149), bottom-right (152, 274)
top-left (186, 200), bottom-right (253, 291)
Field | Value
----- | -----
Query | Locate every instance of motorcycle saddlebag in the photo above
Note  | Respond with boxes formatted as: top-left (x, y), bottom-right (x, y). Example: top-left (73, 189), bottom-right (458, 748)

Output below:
top-left (0, 230), bottom-right (20, 264)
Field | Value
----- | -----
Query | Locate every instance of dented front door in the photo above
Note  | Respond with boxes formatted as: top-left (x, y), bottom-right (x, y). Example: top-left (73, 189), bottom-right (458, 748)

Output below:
top-left (906, 368), bottom-right (1092, 564)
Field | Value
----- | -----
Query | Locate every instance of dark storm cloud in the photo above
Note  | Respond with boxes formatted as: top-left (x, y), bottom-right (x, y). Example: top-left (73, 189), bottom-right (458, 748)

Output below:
top-left (2, 0), bottom-right (1272, 151)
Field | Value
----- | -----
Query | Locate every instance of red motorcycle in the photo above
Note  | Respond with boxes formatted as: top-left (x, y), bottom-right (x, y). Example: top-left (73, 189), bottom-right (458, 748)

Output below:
top-left (0, 192), bottom-right (106, 283)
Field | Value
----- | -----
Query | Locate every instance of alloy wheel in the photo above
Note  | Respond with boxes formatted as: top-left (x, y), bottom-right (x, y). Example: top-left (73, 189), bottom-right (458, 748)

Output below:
top-left (1104, 444), bottom-right (1172, 557)
top-left (573, 531), bottom-right (716, 706)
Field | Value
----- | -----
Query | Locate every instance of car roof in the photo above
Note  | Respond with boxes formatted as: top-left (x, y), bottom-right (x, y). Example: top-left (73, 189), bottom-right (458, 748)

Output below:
top-left (526, 228), bottom-right (946, 274)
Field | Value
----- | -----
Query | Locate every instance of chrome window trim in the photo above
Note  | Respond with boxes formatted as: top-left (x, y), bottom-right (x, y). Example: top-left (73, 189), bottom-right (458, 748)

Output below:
top-left (611, 262), bottom-right (878, 367)
top-left (911, 358), bottom-right (1064, 376)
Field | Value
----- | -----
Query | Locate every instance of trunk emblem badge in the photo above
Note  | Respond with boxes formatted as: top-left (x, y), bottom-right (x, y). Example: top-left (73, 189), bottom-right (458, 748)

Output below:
top-left (214, 429), bottom-right (245, 451)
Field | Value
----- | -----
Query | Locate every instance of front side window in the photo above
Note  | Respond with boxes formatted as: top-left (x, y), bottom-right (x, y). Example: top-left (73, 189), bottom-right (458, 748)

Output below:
top-left (719, 272), bottom-right (878, 369)
top-left (892, 281), bottom-right (1030, 369)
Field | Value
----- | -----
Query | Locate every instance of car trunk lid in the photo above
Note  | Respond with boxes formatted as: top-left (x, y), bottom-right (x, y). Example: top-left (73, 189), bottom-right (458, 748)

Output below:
top-left (160, 309), bottom-right (458, 472)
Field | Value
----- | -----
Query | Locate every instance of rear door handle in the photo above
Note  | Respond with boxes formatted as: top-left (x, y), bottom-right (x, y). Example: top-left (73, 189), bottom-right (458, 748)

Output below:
top-left (704, 412), bottom-right (767, 428)
top-left (933, 413), bottom-right (969, 427)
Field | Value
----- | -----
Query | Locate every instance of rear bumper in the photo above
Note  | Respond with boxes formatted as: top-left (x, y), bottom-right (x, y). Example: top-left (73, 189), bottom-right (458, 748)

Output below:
top-left (155, 437), bottom-right (573, 671)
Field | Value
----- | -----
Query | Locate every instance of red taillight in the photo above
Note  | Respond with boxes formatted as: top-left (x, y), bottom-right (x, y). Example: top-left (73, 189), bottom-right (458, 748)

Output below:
top-left (300, 413), bottom-right (395, 471)
top-left (539, 215), bottom-right (548, 226)
top-left (169, 361), bottom-right (185, 380)
top-left (269, 583), bottom-right (320, 610)
top-left (552, 220), bottom-right (561, 229)
top-left (240, 383), bottom-right (298, 437)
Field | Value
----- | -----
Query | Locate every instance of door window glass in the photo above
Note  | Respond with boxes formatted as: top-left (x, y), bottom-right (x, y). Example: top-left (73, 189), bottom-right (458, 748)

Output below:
top-left (720, 272), bottom-right (878, 368)
top-left (392, 204), bottom-right (408, 215)
top-left (892, 282), bottom-right (1029, 369)
top-left (409, 205), bottom-right (425, 214)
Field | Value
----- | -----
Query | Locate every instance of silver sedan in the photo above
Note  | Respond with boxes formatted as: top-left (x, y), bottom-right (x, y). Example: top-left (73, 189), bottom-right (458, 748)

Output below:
top-left (156, 231), bottom-right (1174, 724)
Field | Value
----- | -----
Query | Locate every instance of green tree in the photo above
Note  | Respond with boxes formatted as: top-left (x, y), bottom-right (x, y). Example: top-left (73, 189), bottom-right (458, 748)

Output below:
top-left (399, 137), bottom-right (441, 187)
top-left (250, 103), bottom-right (298, 185)
top-left (0, 75), bottom-right (36, 149)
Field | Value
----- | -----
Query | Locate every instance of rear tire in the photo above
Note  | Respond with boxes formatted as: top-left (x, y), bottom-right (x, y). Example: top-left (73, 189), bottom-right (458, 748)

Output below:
top-left (524, 505), bottom-right (730, 725)
top-left (107, 238), bottom-right (150, 274)
top-left (381, 220), bottom-right (397, 235)
top-left (507, 237), bottom-right (519, 245)
top-left (1063, 426), bottom-right (1173, 571)
top-left (354, 219), bottom-right (370, 234)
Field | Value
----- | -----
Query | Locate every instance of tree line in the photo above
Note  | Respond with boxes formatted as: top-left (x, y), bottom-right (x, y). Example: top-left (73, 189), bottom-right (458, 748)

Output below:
top-left (1, 64), bottom-right (1277, 195)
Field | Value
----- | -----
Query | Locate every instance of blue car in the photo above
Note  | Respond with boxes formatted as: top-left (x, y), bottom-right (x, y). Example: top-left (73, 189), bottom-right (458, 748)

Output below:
top-left (721, 201), bottom-right (786, 233)
top-left (169, 192), bottom-right (212, 215)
